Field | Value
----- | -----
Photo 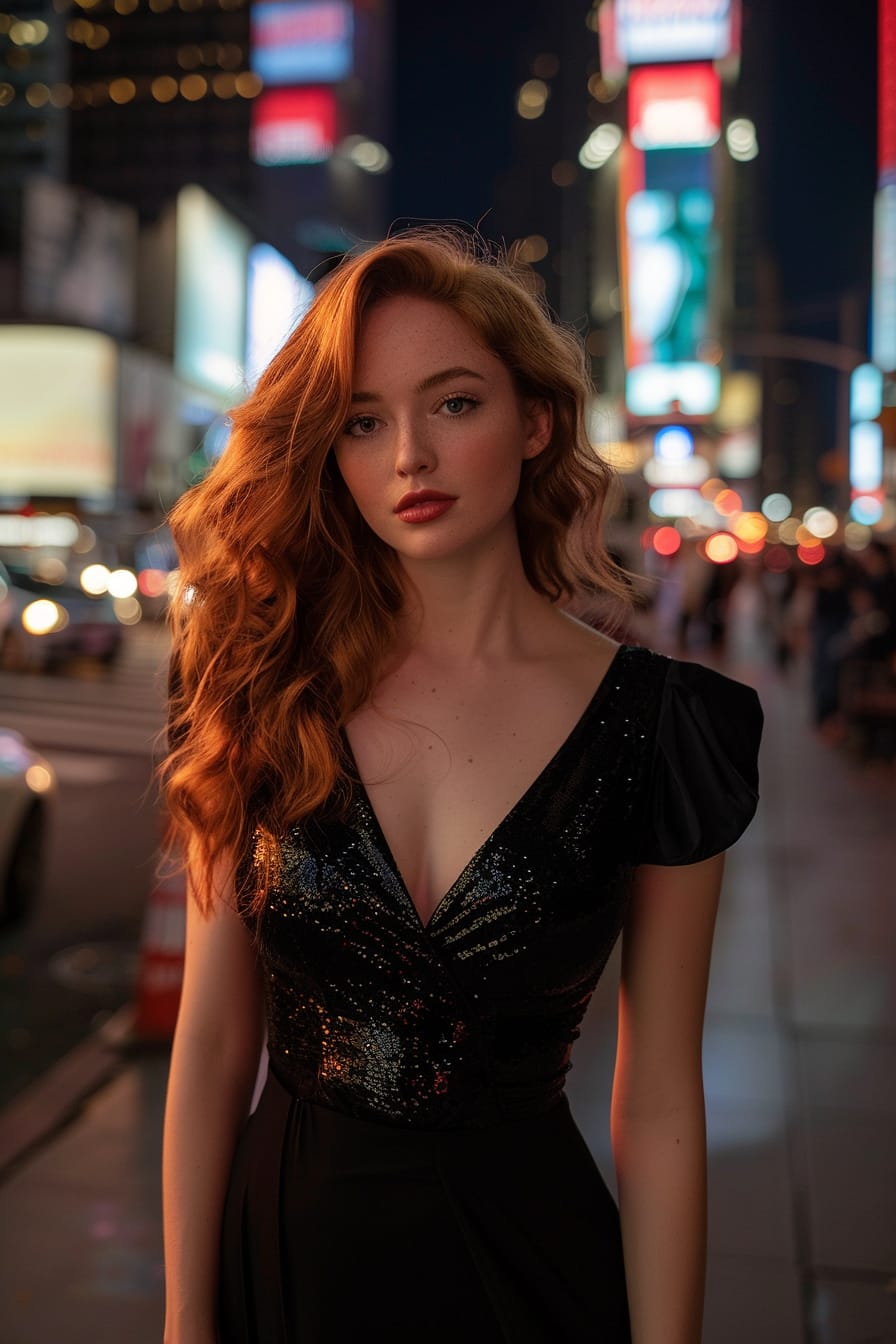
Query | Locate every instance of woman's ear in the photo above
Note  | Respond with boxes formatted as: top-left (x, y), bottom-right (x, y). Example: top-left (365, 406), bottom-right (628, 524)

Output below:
top-left (521, 398), bottom-right (553, 460)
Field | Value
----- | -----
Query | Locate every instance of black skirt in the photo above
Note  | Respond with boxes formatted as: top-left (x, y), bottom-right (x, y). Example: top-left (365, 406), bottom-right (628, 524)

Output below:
top-left (219, 1069), bottom-right (630, 1344)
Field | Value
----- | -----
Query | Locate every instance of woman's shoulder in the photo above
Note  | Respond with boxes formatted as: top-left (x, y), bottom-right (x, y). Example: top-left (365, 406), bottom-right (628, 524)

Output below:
top-left (617, 647), bottom-right (763, 865)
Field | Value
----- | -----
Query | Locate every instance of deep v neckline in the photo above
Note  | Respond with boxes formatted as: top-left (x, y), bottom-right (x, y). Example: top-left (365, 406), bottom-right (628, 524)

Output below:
top-left (343, 645), bottom-right (628, 931)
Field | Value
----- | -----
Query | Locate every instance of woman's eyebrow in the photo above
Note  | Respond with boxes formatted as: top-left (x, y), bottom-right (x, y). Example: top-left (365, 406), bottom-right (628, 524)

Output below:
top-left (350, 366), bottom-right (487, 404)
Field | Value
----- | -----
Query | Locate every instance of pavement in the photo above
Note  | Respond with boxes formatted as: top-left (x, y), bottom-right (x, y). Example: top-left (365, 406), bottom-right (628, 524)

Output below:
top-left (0, 635), bottom-right (894, 1343)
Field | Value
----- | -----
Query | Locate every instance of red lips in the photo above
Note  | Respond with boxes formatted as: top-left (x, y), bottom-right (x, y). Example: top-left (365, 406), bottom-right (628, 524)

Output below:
top-left (394, 490), bottom-right (457, 512)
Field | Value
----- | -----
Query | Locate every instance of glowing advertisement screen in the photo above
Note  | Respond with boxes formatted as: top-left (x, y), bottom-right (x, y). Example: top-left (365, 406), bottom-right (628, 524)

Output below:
top-left (628, 64), bottom-right (720, 149)
top-left (0, 327), bottom-right (116, 498)
top-left (609, 0), bottom-right (738, 66)
top-left (251, 86), bottom-right (336, 165)
top-left (620, 140), bottom-right (721, 415)
top-left (246, 243), bottom-right (315, 386)
top-left (251, 0), bottom-right (353, 86)
top-left (174, 186), bottom-right (250, 399)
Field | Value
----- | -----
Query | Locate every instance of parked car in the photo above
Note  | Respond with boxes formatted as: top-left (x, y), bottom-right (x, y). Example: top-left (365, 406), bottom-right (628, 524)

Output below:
top-left (0, 561), bottom-right (122, 671)
top-left (0, 729), bottom-right (55, 925)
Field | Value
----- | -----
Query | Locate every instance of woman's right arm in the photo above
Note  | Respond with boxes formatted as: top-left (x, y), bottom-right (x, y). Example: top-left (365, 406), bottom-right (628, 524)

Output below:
top-left (162, 861), bottom-right (265, 1344)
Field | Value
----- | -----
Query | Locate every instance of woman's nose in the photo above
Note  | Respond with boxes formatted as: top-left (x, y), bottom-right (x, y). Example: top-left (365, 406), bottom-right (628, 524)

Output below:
top-left (393, 421), bottom-right (435, 476)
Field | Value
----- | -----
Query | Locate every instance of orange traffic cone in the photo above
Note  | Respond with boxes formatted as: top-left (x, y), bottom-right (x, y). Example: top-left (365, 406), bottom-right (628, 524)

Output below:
top-left (134, 861), bottom-right (187, 1042)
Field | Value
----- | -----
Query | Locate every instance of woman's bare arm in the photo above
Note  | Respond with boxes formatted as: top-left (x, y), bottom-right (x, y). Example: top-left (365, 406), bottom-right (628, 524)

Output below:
top-left (612, 854), bottom-right (724, 1344)
top-left (162, 863), bottom-right (265, 1344)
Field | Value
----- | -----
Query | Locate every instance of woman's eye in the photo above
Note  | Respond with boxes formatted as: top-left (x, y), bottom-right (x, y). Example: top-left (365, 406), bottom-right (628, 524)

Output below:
top-left (346, 415), bottom-right (378, 436)
top-left (441, 395), bottom-right (477, 415)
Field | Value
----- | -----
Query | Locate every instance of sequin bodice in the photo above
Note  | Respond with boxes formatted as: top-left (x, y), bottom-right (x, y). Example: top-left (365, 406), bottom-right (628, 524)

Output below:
top-left (251, 646), bottom-right (762, 1130)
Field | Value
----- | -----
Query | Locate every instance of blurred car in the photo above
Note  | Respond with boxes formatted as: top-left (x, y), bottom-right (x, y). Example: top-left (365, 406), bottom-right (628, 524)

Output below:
top-left (0, 561), bottom-right (122, 671)
top-left (0, 729), bottom-right (55, 925)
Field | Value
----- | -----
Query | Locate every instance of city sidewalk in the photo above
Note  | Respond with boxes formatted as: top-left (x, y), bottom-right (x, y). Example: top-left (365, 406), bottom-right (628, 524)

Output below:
top-left (0, 652), bottom-right (894, 1343)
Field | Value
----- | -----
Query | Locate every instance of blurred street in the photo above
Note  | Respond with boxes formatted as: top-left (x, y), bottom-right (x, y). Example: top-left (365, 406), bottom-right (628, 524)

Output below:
top-left (0, 622), bottom-right (166, 1106)
top-left (0, 616), bottom-right (894, 1344)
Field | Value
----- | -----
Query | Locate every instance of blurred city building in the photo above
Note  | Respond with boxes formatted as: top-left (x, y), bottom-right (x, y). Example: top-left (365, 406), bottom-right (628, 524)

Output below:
top-left (0, 0), bottom-right (392, 609)
top-left (0, 0), bottom-right (892, 624)
top-left (452, 0), bottom-right (891, 601)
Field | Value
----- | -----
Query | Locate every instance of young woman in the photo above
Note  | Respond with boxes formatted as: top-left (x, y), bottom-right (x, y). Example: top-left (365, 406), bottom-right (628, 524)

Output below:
top-left (161, 232), bottom-right (762, 1344)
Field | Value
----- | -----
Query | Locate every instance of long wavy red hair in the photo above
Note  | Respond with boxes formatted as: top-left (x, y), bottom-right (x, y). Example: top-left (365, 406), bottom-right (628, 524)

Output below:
top-left (162, 230), bottom-right (628, 913)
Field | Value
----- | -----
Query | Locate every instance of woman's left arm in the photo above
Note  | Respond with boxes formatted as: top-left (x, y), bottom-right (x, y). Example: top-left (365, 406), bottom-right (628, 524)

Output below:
top-left (611, 853), bottom-right (724, 1344)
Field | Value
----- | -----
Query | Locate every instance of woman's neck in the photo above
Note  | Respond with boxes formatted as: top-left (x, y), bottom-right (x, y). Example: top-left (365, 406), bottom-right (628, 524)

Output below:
top-left (394, 543), bottom-right (556, 667)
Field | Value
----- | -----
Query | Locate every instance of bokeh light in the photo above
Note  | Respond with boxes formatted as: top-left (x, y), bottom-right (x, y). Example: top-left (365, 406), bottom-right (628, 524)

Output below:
top-left (761, 492), bottom-right (791, 522)
top-left (844, 522), bottom-right (872, 551)
top-left (704, 533), bottom-right (739, 564)
top-left (107, 568), bottom-right (138, 598)
top-left (25, 764), bottom-right (54, 793)
top-left (732, 512), bottom-right (768, 544)
top-left (798, 542), bottom-right (826, 566)
top-left (80, 564), bottom-right (110, 595)
top-left (713, 488), bottom-right (742, 516)
top-left (851, 496), bottom-right (884, 525)
top-left (113, 596), bottom-right (143, 625)
top-left (653, 526), bottom-right (682, 556)
top-left (778, 518), bottom-right (801, 545)
top-left (22, 599), bottom-right (68, 635)
top-left (138, 569), bottom-right (169, 598)
top-left (802, 506), bottom-right (838, 539)
top-left (517, 78), bottom-right (549, 119)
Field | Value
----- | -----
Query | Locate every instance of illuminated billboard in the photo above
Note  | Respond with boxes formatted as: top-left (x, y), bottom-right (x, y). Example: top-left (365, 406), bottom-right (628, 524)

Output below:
top-left (619, 127), bottom-right (721, 416)
top-left (602, 0), bottom-right (740, 68)
top-left (628, 65), bottom-right (720, 149)
top-left (246, 243), bottom-right (315, 386)
top-left (0, 327), bottom-right (116, 498)
top-left (174, 186), bottom-right (251, 399)
top-left (251, 87), bottom-right (337, 165)
top-left (21, 178), bottom-right (138, 339)
top-left (872, 184), bottom-right (896, 371)
top-left (251, 0), bottom-right (353, 85)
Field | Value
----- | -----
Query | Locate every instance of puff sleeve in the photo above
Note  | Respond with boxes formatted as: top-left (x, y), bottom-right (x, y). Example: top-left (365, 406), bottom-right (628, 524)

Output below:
top-left (636, 659), bottom-right (763, 866)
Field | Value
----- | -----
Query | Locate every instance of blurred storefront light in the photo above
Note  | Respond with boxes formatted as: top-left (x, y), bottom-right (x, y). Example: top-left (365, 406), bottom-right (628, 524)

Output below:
top-left (113, 596), bottom-right (142, 625)
top-left (22, 600), bottom-right (68, 636)
top-left (108, 77), bottom-right (136, 103)
top-left (138, 569), bottom-right (169, 598)
top-left (0, 514), bottom-right (80, 548)
top-left (850, 421), bottom-right (883, 493)
top-left (517, 78), bottom-right (549, 119)
top-left (343, 135), bottom-right (391, 174)
top-left (726, 118), bottom-right (758, 162)
top-left (732, 513), bottom-right (768, 544)
top-left (514, 234), bottom-right (549, 263)
top-left (802, 507), bottom-right (838, 539)
top-left (152, 75), bottom-right (178, 101)
top-left (643, 455), bottom-right (708, 486)
top-left (851, 495), bottom-right (885, 525)
top-left (106, 568), bottom-right (138, 599)
top-left (648, 487), bottom-right (704, 517)
top-left (180, 74), bottom-right (208, 100)
top-left (578, 123), bottom-right (622, 169)
top-left (762, 492), bottom-right (792, 522)
top-left (80, 564), bottom-right (110, 595)
top-left (850, 363), bottom-right (883, 422)
top-left (703, 533), bottom-right (738, 564)
top-left (844, 521), bottom-right (872, 550)
top-left (652, 525), bottom-right (681, 556)
top-left (654, 425), bottom-right (693, 460)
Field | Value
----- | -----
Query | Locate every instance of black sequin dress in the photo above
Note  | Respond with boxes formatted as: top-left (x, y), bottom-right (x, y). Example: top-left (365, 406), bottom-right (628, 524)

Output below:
top-left (219, 646), bottom-right (763, 1343)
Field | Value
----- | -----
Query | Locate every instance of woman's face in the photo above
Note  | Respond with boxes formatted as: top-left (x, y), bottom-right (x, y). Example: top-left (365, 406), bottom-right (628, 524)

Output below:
top-left (332, 295), bottom-right (551, 568)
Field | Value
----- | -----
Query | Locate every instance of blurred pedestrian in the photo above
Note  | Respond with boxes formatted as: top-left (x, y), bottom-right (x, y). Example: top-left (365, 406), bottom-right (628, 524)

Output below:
top-left (160, 231), bottom-right (761, 1344)
top-left (808, 551), bottom-right (853, 734)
